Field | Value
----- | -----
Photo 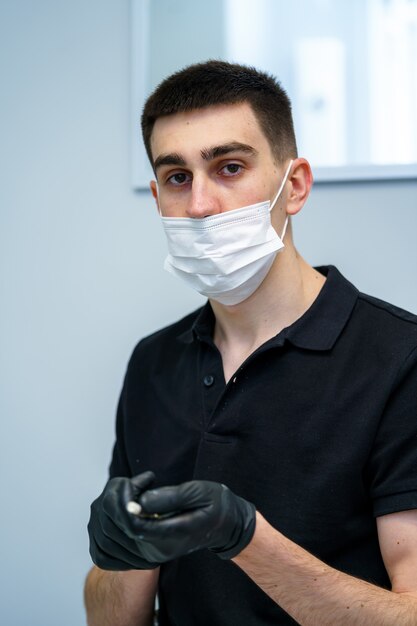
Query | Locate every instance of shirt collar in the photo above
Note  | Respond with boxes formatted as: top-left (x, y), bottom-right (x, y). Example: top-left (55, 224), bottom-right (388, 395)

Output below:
top-left (279, 266), bottom-right (359, 350)
top-left (177, 301), bottom-right (215, 345)
top-left (177, 266), bottom-right (359, 351)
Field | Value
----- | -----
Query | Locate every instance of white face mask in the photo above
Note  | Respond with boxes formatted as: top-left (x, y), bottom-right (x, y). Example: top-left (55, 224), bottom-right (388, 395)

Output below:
top-left (159, 160), bottom-right (293, 306)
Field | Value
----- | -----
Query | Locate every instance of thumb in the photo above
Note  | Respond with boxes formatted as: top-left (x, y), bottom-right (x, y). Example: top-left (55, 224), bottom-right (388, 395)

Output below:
top-left (130, 470), bottom-right (156, 496)
top-left (139, 480), bottom-right (211, 515)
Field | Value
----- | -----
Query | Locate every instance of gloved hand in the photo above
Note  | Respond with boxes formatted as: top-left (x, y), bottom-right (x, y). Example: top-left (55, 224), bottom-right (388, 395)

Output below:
top-left (127, 478), bottom-right (256, 562)
top-left (88, 470), bottom-right (160, 570)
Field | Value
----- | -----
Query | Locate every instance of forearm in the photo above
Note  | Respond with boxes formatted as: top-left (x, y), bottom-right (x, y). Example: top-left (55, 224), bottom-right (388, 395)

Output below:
top-left (84, 566), bottom-right (159, 626)
top-left (233, 513), bottom-right (417, 626)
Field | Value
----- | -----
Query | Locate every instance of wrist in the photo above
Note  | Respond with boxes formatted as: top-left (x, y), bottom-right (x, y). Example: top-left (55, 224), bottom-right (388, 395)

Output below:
top-left (213, 497), bottom-right (257, 560)
top-left (231, 511), bottom-right (272, 564)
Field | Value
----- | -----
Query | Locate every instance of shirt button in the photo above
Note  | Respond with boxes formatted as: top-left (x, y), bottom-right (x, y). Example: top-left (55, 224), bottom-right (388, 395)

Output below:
top-left (203, 374), bottom-right (214, 387)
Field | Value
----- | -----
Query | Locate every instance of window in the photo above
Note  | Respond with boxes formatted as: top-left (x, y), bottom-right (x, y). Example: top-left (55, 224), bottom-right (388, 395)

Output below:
top-left (131, 0), bottom-right (417, 187)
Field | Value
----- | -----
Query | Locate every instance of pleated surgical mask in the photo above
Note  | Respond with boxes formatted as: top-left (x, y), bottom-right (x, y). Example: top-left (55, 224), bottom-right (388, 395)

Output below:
top-left (159, 160), bottom-right (293, 305)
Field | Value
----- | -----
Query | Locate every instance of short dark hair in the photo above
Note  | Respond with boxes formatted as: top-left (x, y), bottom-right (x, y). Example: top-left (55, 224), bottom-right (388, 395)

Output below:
top-left (141, 59), bottom-right (298, 168)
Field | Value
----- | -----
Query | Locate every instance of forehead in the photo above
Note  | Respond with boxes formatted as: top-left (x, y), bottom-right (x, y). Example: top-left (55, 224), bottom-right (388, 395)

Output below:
top-left (150, 102), bottom-right (273, 161)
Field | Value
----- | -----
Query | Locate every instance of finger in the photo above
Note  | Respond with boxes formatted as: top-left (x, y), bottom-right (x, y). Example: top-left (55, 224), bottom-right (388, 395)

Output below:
top-left (125, 507), bottom-right (207, 541)
top-left (102, 478), bottom-right (134, 527)
top-left (90, 537), bottom-right (150, 571)
top-left (101, 473), bottom-right (155, 525)
top-left (138, 486), bottom-right (184, 515)
top-left (130, 471), bottom-right (156, 495)
top-left (138, 481), bottom-right (206, 515)
top-left (89, 532), bottom-right (138, 571)
top-left (118, 473), bottom-right (154, 518)
top-left (94, 511), bottom-right (159, 569)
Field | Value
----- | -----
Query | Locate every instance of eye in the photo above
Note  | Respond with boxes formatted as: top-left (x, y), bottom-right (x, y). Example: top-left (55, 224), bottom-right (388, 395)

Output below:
top-left (166, 172), bottom-right (191, 186)
top-left (220, 163), bottom-right (242, 176)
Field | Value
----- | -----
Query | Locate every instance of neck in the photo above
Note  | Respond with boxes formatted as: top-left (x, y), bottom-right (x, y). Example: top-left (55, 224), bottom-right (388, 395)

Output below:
top-left (211, 238), bottom-right (325, 353)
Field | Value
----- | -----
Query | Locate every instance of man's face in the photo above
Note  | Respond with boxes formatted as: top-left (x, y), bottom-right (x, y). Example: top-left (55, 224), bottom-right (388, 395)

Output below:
top-left (149, 102), bottom-right (289, 222)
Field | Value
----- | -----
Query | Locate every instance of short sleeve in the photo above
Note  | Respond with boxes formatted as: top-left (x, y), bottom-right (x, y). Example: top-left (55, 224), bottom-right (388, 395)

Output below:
top-left (369, 345), bottom-right (417, 517)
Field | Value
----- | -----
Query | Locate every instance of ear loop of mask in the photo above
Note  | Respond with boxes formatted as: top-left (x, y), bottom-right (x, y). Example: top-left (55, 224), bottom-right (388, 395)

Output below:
top-left (269, 159), bottom-right (293, 241)
top-left (155, 181), bottom-right (162, 215)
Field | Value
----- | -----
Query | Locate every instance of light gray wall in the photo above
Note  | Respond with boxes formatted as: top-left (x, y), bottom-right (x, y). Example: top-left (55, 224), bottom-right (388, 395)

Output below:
top-left (0, 2), bottom-right (416, 626)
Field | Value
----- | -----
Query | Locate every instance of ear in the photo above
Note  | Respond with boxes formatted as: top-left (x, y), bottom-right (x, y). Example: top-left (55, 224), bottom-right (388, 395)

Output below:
top-left (150, 180), bottom-right (160, 213)
top-left (286, 158), bottom-right (313, 216)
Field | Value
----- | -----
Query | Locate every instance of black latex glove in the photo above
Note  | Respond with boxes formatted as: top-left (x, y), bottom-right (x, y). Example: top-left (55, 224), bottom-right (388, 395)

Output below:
top-left (88, 470), bottom-right (160, 570)
top-left (127, 479), bottom-right (256, 562)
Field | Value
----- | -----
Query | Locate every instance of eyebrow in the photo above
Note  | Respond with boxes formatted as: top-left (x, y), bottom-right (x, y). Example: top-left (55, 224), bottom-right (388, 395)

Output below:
top-left (153, 152), bottom-right (186, 171)
top-left (200, 142), bottom-right (258, 161)
top-left (153, 142), bottom-right (258, 172)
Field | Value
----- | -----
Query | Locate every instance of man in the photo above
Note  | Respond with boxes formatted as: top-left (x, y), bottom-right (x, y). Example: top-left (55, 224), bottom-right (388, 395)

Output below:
top-left (85, 61), bottom-right (417, 625)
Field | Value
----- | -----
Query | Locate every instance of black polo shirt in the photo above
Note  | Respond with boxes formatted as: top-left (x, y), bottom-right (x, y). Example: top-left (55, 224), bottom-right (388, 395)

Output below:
top-left (109, 266), bottom-right (417, 625)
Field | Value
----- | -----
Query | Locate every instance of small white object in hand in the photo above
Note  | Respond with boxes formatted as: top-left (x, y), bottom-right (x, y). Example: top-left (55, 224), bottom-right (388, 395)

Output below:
top-left (126, 501), bottom-right (142, 515)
